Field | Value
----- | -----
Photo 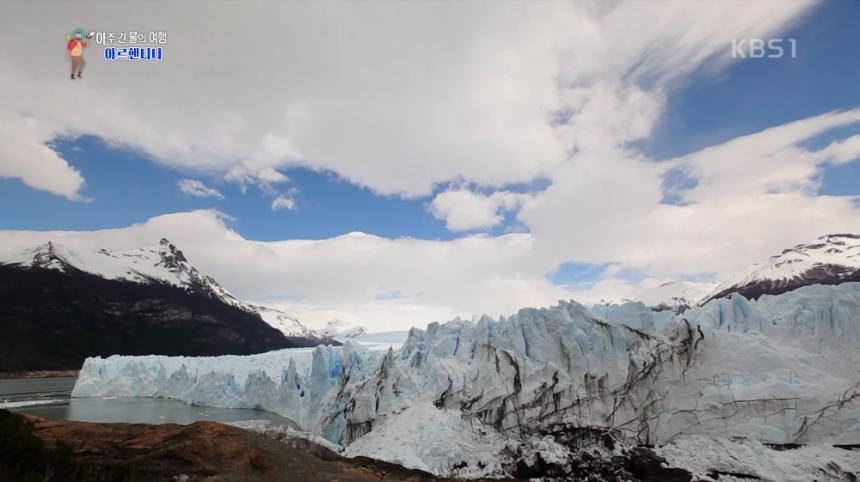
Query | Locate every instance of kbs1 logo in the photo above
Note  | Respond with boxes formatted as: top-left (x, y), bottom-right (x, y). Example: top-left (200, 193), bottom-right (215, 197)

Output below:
top-left (731, 38), bottom-right (797, 59)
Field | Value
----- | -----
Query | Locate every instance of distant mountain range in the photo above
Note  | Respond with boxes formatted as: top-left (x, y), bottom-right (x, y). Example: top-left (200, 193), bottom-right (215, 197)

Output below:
top-left (634, 280), bottom-right (716, 313)
top-left (590, 233), bottom-right (860, 314)
top-left (0, 238), bottom-right (334, 372)
top-left (2, 230), bottom-right (859, 371)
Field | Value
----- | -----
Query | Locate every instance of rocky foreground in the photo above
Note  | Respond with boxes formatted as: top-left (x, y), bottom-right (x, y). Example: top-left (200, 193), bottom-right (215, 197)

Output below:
top-left (0, 410), bottom-right (476, 482)
top-left (0, 409), bottom-right (710, 482)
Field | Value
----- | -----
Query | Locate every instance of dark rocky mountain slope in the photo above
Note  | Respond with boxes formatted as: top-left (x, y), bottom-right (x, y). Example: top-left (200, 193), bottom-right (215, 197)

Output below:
top-left (0, 263), bottom-right (297, 372)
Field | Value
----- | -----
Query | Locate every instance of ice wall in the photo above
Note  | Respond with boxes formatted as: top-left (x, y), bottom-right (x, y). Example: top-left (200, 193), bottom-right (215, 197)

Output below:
top-left (323, 284), bottom-right (860, 446)
top-left (588, 301), bottom-right (657, 333)
top-left (72, 343), bottom-right (380, 429)
top-left (73, 283), bottom-right (860, 450)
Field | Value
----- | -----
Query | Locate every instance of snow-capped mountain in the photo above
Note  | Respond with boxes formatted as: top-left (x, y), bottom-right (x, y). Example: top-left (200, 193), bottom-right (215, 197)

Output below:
top-left (635, 280), bottom-right (715, 313)
top-left (318, 319), bottom-right (408, 351)
top-left (3, 238), bottom-right (331, 344)
top-left (701, 233), bottom-right (860, 304)
top-left (250, 304), bottom-right (333, 344)
top-left (13, 238), bottom-right (246, 307)
top-left (0, 238), bottom-right (333, 371)
top-left (590, 282), bottom-right (715, 317)
top-left (321, 319), bottom-right (367, 340)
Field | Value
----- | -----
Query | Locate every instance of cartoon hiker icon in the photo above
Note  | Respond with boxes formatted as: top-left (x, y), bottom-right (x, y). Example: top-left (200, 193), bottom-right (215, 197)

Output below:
top-left (66, 28), bottom-right (93, 80)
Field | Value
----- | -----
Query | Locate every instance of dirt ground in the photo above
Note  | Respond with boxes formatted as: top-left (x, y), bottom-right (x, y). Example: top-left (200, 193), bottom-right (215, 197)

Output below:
top-left (15, 412), bottom-right (513, 482)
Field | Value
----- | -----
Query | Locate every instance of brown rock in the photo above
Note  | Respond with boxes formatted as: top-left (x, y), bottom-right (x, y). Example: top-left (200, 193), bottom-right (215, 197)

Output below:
top-left (16, 413), bottom-right (508, 482)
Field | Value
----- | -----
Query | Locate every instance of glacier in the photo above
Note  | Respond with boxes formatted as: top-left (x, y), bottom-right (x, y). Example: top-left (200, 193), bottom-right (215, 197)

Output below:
top-left (587, 300), bottom-right (658, 333)
top-left (72, 282), bottom-right (860, 477)
top-left (72, 344), bottom-right (381, 429)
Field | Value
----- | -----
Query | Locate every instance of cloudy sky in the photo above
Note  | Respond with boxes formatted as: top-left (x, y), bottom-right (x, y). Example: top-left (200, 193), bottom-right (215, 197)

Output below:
top-left (2, 0), bottom-right (860, 331)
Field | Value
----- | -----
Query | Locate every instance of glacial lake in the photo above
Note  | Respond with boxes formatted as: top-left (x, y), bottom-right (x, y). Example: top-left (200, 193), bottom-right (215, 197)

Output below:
top-left (1, 376), bottom-right (296, 426)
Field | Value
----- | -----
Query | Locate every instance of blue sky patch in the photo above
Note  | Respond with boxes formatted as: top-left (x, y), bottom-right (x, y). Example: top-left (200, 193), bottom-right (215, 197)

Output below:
top-left (547, 261), bottom-right (609, 286)
top-left (642, 0), bottom-right (860, 162)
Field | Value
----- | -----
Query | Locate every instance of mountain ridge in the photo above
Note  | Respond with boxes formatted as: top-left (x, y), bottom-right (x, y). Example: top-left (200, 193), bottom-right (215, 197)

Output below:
top-left (0, 238), bottom-right (334, 372)
top-left (700, 233), bottom-right (860, 304)
top-left (4, 238), bottom-right (333, 344)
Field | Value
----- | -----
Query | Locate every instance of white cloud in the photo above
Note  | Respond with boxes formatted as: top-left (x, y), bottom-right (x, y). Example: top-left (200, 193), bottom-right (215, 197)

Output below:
top-left (0, 1), bottom-right (816, 198)
top-left (675, 109), bottom-right (860, 203)
top-left (6, 0), bottom-right (860, 328)
top-left (0, 210), bottom-right (565, 331)
top-left (0, 117), bottom-right (85, 200)
top-left (520, 108), bottom-right (860, 278)
top-left (177, 179), bottom-right (223, 199)
top-left (271, 195), bottom-right (297, 211)
top-left (429, 188), bottom-right (530, 231)
top-left (818, 134), bottom-right (860, 165)
top-left (224, 162), bottom-right (290, 194)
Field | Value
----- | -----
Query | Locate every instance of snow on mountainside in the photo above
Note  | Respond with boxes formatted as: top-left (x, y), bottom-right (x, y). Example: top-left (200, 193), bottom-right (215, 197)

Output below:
top-left (636, 280), bottom-right (715, 313)
top-left (590, 282), bottom-right (715, 320)
top-left (7, 238), bottom-right (245, 307)
top-left (321, 319), bottom-right (367, 340)
top-left (2, 239), bottom-right (330, 343)
top-left (250, 305), bottom-right (331, 341)
top-left (701, 233), bottom-right (860, 304)
top-left (320, 320), bottom-right (408, 351)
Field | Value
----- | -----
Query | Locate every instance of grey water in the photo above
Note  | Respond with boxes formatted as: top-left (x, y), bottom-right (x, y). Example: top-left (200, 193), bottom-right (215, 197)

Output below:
top-left (0, 376), bottom-right (76, 404)
top-left (1, 376), bottom-right (296, 426)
